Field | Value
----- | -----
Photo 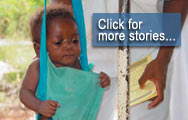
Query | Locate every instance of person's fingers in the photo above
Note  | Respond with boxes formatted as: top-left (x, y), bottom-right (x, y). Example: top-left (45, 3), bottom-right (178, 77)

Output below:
top-left (48, 100), bottom-right (57, 107)
top-left (99, 74), bottom-right (105, 86)
top-left (99, 78), bottom-right (103, 86)
top-left (100, 80), bottom-right (105, 88)
top-left (107, 78), bottom-right (111, 85)
top-left (148, 81), bottom-right (163, 109)
top-left (49, 104), bottom-right (57, 111)
top-left (57, 103), bottom-right (61, 107)
top-left (101, 75), bottom-right (109, 81)
top-left (47, 109), bottom-right (56, 116)
top-left (49, 100), bottom-right (61, 108)
top-left (46, 113), bottom-right (53, 118)
top-left (139, 72), bottom-right (149, 89)
top-left (101, 81), bottom-right (107, 88)
top-left (103, 81), bottom-right (110, 87)
top-left (148, 95), bottom-right (163, 109)
top-left (148, 96), bottom-right (157, 101)
top-left (43, 112), bottom-right (51, 118)
top-left (99, 78), bottom-right (105, 83)
top-left (100, 77), bottom-right (110, 87)
top-left (105, 76), bottom-right (110, 82)
top-left (99, 72), bottom-right (105, 79)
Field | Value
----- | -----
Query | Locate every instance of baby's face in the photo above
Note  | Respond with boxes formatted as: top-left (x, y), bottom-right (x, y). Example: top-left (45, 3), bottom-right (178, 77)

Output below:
top-left (51, 0), bottom-right (72, 5)
top-left (47, 18), bottom-right (80, 67)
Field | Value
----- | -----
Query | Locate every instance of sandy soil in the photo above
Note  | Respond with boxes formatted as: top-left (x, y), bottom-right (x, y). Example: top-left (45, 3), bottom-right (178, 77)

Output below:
top-left (0, 104), bottom-right (34, 120)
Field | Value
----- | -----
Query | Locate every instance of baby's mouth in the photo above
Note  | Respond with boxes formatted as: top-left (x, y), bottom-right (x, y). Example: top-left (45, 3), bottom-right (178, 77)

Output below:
top-left (63, 54), bottom-right (74, 58)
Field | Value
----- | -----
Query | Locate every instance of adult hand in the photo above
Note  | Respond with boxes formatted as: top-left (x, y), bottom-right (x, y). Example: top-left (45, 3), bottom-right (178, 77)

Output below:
top-left (139, 58), bottom-right (168, 109)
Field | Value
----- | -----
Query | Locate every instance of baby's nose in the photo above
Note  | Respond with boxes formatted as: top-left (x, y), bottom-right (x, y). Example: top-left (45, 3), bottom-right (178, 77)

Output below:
top-left (63, 40), bottom-right (73, 49)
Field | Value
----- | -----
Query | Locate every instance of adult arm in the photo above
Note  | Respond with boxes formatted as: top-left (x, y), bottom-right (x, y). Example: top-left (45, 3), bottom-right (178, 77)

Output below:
top-left (139, 0), bottom-right (188, 109)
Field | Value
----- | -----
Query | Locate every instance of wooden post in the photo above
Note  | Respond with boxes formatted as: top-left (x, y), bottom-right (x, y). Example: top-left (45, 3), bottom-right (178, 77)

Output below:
top-left (118, 0), bottom-right (129, 120)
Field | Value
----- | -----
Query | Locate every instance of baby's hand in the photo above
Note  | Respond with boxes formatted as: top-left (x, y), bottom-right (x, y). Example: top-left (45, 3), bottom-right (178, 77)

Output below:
top-left (38, 100), bottom-right (61, 118)
top-left (99, 72), bottom-right (110, 88)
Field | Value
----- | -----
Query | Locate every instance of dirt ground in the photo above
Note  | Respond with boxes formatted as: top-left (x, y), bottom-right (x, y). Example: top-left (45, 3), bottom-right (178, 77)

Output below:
top-left (0, 90), bottom-right (35, 120)
top-left (0, 79), bottom-right (35, 120)
top-left (0, 104), bottom-right (34, 120)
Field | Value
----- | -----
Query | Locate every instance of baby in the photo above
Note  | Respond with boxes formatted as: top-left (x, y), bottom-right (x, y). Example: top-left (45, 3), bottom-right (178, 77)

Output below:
top-left (19, 6), bottom-right (110, 119)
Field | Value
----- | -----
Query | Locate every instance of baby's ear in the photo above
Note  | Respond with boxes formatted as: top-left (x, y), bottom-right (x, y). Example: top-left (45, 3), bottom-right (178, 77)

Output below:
top-left (33, 42), bottom-right (40, 57)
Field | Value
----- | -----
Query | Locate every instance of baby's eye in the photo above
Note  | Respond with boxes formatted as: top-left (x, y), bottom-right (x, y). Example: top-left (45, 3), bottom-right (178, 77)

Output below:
top-left (54, 41), bottom-right (62, 45)
top-left (72, 39), bottom-right (79, 44)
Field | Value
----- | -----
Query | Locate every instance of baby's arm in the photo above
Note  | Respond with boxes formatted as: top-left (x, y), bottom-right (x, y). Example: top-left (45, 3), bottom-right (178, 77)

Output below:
top-left (19, 59), bottom-right (60, 119)
top-left (99, 72), bottom-right (110, 88)
top-left (20, 59), bottom-right (41, 112)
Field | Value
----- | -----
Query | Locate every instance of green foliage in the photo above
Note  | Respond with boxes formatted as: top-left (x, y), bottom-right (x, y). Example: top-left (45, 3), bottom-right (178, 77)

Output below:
top-left (0, 43), bottom-right (34, 69)
top-left (3, 72), bottom-right (17, 83)
top-left (0, 92), bottom-right (5, 102)
top-left (0, 43), bottom-right (35, 81)
top-left (0, 0), bottom-right (45, 39)
top-left (3, 71), bottom-right (26, 83)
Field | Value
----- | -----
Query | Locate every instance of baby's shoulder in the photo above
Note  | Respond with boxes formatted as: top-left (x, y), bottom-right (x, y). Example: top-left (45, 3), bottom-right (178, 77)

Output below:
top-left (27, 58), bottom-right (40, 73)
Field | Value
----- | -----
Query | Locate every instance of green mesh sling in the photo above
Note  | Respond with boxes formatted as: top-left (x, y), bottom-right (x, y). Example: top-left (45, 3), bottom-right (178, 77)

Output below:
top-left (36, 0), bottom-right (104, 120)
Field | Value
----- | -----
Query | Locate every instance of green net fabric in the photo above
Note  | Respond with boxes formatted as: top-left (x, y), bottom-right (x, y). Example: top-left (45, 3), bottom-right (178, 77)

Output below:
top-left (45, 55), bottom-right (104, 120)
